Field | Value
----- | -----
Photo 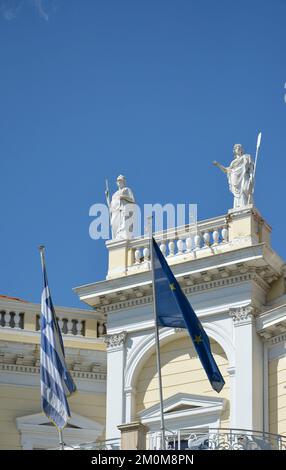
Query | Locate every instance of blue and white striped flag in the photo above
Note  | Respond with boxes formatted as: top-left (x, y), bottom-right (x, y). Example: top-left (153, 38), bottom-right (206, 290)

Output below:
top-left (39, 247), bottom-right (76, 429)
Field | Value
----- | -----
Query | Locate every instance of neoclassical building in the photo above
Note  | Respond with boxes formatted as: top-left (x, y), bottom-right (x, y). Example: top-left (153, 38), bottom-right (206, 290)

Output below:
top-left (1, 204), bottom-right (286, 449)
top-left (74, 204), bottom-right (286, 450)
top-left (0, 295), bottom-right (107, 449)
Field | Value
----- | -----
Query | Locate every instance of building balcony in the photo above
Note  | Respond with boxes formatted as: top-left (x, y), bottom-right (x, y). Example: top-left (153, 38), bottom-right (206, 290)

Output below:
top-left (63, 428), bottom-right (286, 451)
top-left (147, 427), bottom-right (286, 451)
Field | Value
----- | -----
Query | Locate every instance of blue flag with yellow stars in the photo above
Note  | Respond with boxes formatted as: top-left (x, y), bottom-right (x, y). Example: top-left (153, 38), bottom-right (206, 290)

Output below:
top-left (152, 237), bottom-right (225, 393)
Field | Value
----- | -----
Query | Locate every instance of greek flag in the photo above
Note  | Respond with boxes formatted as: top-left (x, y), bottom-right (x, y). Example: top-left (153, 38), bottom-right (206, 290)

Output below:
top-left (40, 248), bottom-right (76, 429)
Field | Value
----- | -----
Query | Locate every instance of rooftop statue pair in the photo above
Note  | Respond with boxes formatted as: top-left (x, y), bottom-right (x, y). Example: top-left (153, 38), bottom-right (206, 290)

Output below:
top-left (106, 144), bottom-right (256, 240)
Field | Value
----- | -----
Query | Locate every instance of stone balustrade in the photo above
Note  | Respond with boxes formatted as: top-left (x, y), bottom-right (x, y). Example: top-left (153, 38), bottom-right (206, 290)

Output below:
top-left (35, 315), bottom-right (106, 338)
top-left (0, 311), bottom-right (24, 329)
top-left (0, 308), bottom-right (106, 339)
top-left (130, 216), bottom-right (229, 267)
top-left (35, 315), bottom-right (86, 336)
top-left (105, 208), bottom-right (273, 279)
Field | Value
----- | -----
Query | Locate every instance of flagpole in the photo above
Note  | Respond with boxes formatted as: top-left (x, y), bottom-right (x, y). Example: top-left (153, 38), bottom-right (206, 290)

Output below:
top-left (248, 131), bottom-right (262, 204)
top-left (38, 245), bottom-right (65, 451)
top-left (148, 217), bottom-right (166, 450)
top-left (58, 429), bottom-right (65, 450)
top-left (39, 245), bottom-right (46, 270)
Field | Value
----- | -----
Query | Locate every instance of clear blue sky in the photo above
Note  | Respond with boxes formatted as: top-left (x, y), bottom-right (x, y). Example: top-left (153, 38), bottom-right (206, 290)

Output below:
top-left (1, 0), bottom-right (286, 308)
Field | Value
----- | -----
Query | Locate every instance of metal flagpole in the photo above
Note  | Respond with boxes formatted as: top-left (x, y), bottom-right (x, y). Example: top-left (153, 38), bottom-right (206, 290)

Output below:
top-left (148, 216), bottom-right (166, 450)
top-left (39, 245), bottom-right (46, 272)
top-left (38, 245), bottom-right (65, 451)
top-left (58, 429), bottom-right (65, 450)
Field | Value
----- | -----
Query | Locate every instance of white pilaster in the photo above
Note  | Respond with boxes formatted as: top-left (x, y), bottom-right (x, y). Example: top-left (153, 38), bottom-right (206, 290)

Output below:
top-left (124, 386), bottom-right (137, 423)
top-left (230, 306), bottom-right (263, 430)
top-left (227, 366), bottom-right (236, 428)
top-left (105, 331), bottom-right (127, 441)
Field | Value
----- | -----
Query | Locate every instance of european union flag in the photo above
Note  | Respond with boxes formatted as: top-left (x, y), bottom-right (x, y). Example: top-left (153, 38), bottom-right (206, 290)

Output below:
top-left (152, 238), bottom-right (225, 393)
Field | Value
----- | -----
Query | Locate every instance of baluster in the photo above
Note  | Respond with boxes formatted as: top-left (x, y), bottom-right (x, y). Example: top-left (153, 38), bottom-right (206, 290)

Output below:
top-left (222, 227), bottom-right (228, 242)
top-left (203, 231), bottom-right (211, 247)
top-left (194, 234), bottom-right (201, 250)
top-left (4, 312), bottom-right (10, 328)
top-left (67, 319), bottom-right (73, 335)
top-left (168, 240), bottom-right (175, 256)
top-left (177, 239), bottom-right (184, 255)
top-left (212, 229), bottom-right (219, 245)
top-left (134, 248), bottom-right (141, 264)
top-left (76, 320), bottom-right (83, 336)
top-left (143, 246), bottom-right (150, 261)
top-left (14, 312), bottom-right (21, 329)
top-left (58, 318), bottom-right (64, 333)
top-left (160, 242), bottom-right (166, 257)
top-left (97, 322), bottom-right (106, 337)
top-left (185, 236), bottom-right (192, 252)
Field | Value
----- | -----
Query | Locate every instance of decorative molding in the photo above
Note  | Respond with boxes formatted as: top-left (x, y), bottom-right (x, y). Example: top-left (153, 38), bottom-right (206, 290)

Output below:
top-left (124, 324), bottom-right (234, 390)
top-left (100, 272), bottom-right (269, 314)
top-left (139, 392), bottom-right (226, 433)
top-left (0, 362), bottom-right (106, 380)
top-left (229, 305), bottom-right (255, 323)
top-left (270, 332), bottom-right (286, 346)
top-left (16, 412), bottom-right (104, 450)
top-left (102, 296), bottom-right (152, 314)
top-left (104, 331), bottom-right (127, 349)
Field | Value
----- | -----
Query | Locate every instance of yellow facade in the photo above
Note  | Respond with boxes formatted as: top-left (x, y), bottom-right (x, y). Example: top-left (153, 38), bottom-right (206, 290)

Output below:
top-left (269, 356), bottom-right (286, 435)
top-left (0, 296), bottom-right (107, 449)
top-left (136, 336), bottom-right (230, 426)
top-left (0, 385), bottom-right (106, 450)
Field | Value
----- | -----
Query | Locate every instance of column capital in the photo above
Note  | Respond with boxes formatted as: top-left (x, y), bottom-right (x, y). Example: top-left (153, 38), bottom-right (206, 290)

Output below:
top-left (229, 305), bottom-right (256, 324)
top-left (104, 331), bottom-right (127, 350)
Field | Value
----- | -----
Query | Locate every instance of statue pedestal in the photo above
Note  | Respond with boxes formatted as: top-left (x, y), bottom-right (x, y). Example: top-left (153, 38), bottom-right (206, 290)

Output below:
top-left (106, 239), bottom-right (131, 279)
top-left (228, 203), bottom-right (254, 215)
top-left (228, 205), bottom-right (271, 246)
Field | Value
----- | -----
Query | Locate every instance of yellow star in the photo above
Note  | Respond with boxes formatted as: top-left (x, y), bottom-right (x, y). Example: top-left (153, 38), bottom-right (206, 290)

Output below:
top-left (170, 283), bottom-right (176, 291)
top-left (194, 335), bottom-right (203, 344)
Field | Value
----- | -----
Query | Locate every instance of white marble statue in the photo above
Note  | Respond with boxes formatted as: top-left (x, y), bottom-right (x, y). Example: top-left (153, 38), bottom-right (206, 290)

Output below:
top-left (105, 175), bottom-right (136, 240)
top-left (213, 144), bottom-right (254, 210)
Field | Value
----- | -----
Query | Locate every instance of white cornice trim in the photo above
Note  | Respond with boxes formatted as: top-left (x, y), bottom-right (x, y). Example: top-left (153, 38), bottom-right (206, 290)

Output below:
top-left (100, 273), bottom-right (262, 314)
top-left (107, 301), bottom-right (248, 336)
top-left (74, 244), bottom-right (269, 298)
top-left (256, 303), bottom-right (286, 338)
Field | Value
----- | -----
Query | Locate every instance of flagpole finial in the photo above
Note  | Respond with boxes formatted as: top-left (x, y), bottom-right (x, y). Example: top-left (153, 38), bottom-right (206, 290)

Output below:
top-left (38, 245), bottom-right (45, 253)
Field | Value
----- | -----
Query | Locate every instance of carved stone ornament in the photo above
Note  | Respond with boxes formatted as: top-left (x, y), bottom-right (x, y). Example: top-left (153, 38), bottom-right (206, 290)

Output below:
top-left (229, 305), bottom-right (254, 322)
top-left (104, 331), bottom-right (127, 349)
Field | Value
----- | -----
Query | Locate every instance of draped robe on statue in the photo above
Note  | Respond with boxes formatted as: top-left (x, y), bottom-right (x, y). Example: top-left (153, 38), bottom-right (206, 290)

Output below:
top-left (227, 154), bottom-right (254, 209)
top-left (110, 187), bottom-right (135, 240)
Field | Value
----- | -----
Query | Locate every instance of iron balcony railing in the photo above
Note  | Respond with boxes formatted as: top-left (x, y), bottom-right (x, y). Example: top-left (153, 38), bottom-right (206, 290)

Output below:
top-left (148, 427), bottom-right (286, 451)
top-left (53, 428), bottom-right (286, 451)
